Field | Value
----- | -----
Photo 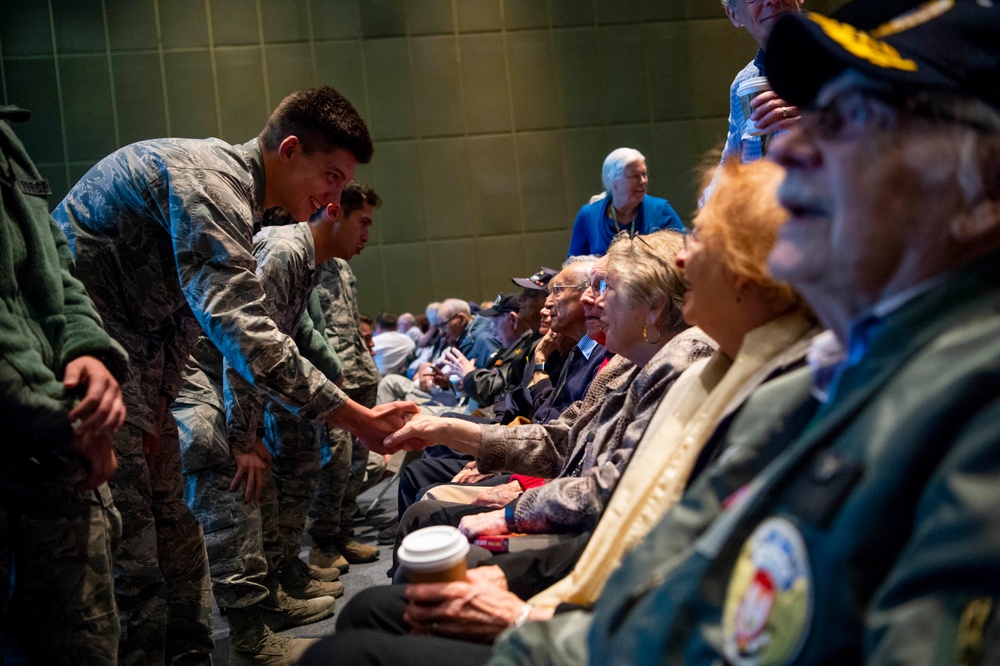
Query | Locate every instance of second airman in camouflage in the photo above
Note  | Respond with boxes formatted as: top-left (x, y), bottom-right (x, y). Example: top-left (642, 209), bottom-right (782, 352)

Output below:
top-left (308, 184), bottom-right (383, 569)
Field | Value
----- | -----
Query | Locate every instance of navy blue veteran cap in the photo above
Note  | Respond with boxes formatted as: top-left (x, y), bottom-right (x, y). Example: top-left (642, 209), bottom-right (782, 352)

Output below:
top-left (480, 293), bottom-right (520, 317)
top-left (512, 267), bottom-right (557, 292)
top-left (765, 0), bottom-right (1000, 113)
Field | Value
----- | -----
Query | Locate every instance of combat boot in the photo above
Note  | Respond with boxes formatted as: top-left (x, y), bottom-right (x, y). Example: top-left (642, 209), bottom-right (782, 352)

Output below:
top-left (308, 563), bottom-right (342, 583)
top-left (277, 556), bottom-right (345, 600)
top-left (332, 536), bottom-right (380, 564)
top-left (226, 605), bottom-right (318, 665)
top-left (258, 587), bottom-right (336, 632)
top-left (309, 545), bottom-right (349, 574)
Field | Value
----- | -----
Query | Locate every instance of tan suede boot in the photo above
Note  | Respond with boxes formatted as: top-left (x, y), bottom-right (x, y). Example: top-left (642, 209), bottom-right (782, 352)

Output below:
top-left (258, 587), bottom-right (335, 632)
top-left (277, 556), bottom-right (345, 600)
top-left (308, 563), bottom-right (342, 582)
top-left (309, 544), bottom-right (349, 574)
top-left (333, 537), bottom-right (380, 564)
top-left (226, 605), bottom-right (319, 665)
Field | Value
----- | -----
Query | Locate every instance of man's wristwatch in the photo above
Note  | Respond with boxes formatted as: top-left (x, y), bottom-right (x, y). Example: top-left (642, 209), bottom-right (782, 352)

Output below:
top-left (504, 500), bottom-right (518, 532)
top-left (533, 362), bottom-right (546, 373)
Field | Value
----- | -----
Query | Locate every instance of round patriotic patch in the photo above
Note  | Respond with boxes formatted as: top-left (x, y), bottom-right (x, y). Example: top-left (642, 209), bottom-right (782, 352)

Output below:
top-left (722, 517), bottom-right (812, 666)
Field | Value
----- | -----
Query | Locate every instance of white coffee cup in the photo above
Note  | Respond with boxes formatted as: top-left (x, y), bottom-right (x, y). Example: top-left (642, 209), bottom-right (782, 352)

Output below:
top-left (397, 526), bottom-right (470, 584)
top-left (736, 76), bottom-right (772, 137)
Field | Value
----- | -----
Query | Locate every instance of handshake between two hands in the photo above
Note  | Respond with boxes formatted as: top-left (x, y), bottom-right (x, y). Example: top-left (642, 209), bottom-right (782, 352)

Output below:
top-left (356, 401), bottom-right (435, 455)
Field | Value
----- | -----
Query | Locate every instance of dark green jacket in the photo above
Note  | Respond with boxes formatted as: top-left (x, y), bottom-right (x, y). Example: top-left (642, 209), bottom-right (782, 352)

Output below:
top-left (0, 107), bottom-right (127, 456)
top-left (463, 330), bottom-right (539, 406)
top-left (587, 254), bottom-right (1000, 665)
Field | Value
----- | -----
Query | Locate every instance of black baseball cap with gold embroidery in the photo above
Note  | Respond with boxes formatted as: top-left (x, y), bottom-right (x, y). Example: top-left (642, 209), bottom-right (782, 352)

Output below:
top-left (512, 267), bottom-right (557, 292)
top-left (765, 0), bottom-right (1000, 113)
top-left (480, 293), bottom-right (520, 317)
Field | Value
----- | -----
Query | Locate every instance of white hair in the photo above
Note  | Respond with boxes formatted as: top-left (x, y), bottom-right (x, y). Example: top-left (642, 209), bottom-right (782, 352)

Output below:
top-left (437, 298), bottom-right (471, 323)
top-left (561, 255), bottom-right (598, 283)
top-left (601, 148), bottom-right (646, 193)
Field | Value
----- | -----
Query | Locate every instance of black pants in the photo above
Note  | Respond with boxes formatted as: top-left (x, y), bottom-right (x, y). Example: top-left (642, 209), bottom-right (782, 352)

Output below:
top-left (391, 500), bottom-right (499, 577)
top-left (300, 585), bottom-right (493, 666)
top-left (396, 456), bottom-right (467, 517)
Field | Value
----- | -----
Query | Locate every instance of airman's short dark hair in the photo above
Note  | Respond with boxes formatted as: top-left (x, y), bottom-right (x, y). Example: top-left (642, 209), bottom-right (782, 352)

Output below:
top-left (260, 86), bottom-right (373, 163)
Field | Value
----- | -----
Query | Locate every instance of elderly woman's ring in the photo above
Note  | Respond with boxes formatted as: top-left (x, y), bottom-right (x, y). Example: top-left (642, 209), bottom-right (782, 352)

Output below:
top-left (780, 107), bottom-right (790, 119)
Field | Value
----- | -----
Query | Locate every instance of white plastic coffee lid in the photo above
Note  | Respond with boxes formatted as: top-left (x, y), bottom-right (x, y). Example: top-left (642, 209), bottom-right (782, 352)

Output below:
top-left (736, 76), bottom-right (771, 96)
top-left (397, 526), bottom-right (471, 572)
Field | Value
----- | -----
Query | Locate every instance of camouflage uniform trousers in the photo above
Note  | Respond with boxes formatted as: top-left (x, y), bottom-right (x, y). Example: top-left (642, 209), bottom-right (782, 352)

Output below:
top-left (308, 383), bottom-right (378, 550)
top-left (173, 397), bottom-right (272, 611)
top-left (261, 403), bottom-right (323, 566)
top-left (1, 454), bottom-right (121, 665)
top-left (110, 420), bottom-right (213, 666)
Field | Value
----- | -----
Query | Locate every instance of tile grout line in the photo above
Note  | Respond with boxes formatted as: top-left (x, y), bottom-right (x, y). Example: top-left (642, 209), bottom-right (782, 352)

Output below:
top-left (364, 0), bottom-right (390, 314)
top-left (452, 0), bottom-right (484, 299)
top-left (0, 25), bottom-right (7, 104)
top-left (204, 0), bottom-right (224, 137)
top-left (304, 0), bottom-right (319, 87)
top-left (100, 0), bottom-right (121, 149)
top-left (46, 0), bottom-right (72, 192)
top-left (498, 0), bottom-right (528, 280)
top-left (493, 0), bottom-right (527, 286)
top-left (255, 0), bottom-right (271, 114)
top-left (152, 0), bottom-right (173, 136)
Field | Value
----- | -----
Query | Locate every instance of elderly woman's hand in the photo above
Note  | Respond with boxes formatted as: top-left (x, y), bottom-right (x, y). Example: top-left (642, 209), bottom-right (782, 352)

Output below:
top-left (452, 461), bottom-right (494, 485)
top-left (749, 90), bottom-right (800, 134)
top-left (403, 579), bottom-right (526, 642)
top-left (385, 414), bottom-right (483, 457)
top-left (458, 509), bottom-right (508, 540)
top-left (472, 481), bottom-right (523, 508)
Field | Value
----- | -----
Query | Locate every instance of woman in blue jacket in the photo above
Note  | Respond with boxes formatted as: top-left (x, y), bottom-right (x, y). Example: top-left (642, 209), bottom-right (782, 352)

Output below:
top-left (567, 147), bottom-right (685, 256)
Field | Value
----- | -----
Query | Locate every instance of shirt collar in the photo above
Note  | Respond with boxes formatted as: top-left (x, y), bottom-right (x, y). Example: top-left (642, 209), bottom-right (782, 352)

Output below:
top-left (577, 334), bottom-right (598, 360)
top-left (807, 329), bottom-right (846, 403)
top-left (817, 272), bottom-right (951, 403)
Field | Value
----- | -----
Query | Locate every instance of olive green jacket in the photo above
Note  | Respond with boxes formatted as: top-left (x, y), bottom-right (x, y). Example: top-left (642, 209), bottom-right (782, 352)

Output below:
top-left (587, 253), bottom-right (1000, 665)
top-left (0, 107), bottom-right (127, 455)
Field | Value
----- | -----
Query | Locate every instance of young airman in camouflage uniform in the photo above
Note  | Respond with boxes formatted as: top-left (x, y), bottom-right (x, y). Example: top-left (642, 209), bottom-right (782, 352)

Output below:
top-left (0, 106), bottom-right (128, 665)
top-left (307, 186), bottom-right (383, 569)
top-left (53, 87), bottom-right (416, 666)
top-left (174, 214), bottom-right (353, 664)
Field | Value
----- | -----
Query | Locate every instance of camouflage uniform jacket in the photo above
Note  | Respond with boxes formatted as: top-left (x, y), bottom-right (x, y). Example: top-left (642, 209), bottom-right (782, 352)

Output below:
top-left (181, 223), bottom-right (343, 451)
top-left (52, 137), bottom-right (346, 432)
top-left (0, 107), bottom-right (128, 455)
top-left (313, 258), bottom-right (378, 392)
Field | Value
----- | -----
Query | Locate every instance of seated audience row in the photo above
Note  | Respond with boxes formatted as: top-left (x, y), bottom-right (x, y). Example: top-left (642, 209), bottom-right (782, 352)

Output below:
top-left (304, 3), bottom-right (1000, 664)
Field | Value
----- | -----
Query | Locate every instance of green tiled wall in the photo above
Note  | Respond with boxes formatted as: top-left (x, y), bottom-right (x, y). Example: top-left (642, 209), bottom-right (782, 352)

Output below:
top-left (0, 0), bottom-right (843, 315)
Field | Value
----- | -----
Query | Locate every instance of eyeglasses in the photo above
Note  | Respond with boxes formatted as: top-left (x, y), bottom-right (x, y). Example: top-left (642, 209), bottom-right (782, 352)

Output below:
top-left (799, 90), bottom-right (899, 142)
top-left (550, 282), bottom-right (586, 295)
top-left (440, 313), bottom-right (464, 327)
top-left (801, 88), bottom-right (1000, 143)
top-left (586, 278), bottom-right (608, 296)
top-left (682, 227), bottom-right (700, 251)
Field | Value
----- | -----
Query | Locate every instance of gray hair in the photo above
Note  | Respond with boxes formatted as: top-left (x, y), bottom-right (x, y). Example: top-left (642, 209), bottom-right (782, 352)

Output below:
top-left (436, 298), bottom-right (470, 324)
top-left (562, 254), bottom-right (599, 285)
top-left (721, 0), bottom-right (737, 9)
top-left (605, 230), bottom-right (688, 334)
top-left (915, 94), bottom-right (1000, 207)
top-left (601, 148), bottom-right (645, 192)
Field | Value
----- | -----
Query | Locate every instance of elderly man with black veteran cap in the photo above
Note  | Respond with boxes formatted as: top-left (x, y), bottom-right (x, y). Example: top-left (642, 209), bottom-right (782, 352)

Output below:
top-left (483, 1), bottom-right (1000, 664)
top-left (511, 267), bottom-right (557, 339)
top-left (438, 293), bottom-right (540, 409)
